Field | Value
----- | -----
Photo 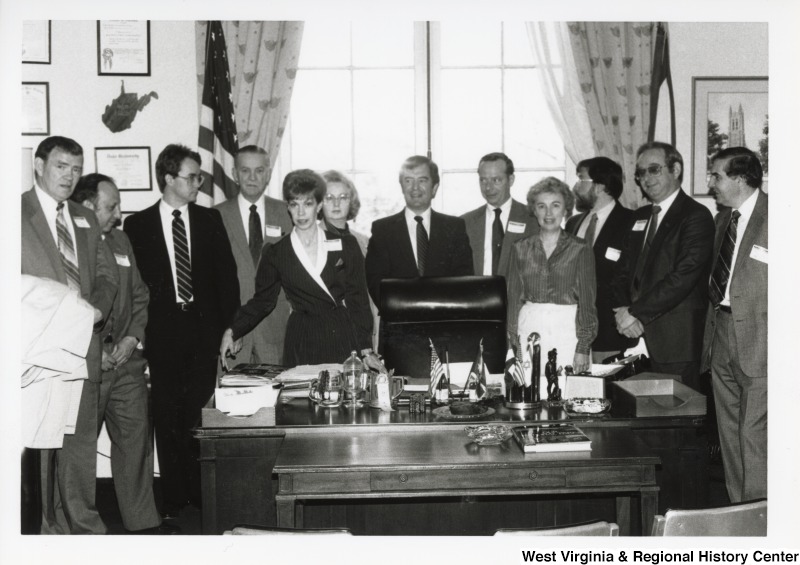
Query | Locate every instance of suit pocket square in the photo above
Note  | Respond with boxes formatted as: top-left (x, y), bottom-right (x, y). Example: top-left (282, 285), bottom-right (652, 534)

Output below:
top-left (335, 258), bottom-right (344, 267)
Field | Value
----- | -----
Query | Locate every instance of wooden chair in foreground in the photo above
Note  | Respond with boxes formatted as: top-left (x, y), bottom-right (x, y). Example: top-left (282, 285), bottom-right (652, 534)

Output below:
top-left (224, 526), bottom-right (353, 535)
top-left (651, 499), bottom-right (767, 536)
top-left (494, 520), bottom-right (619, 536)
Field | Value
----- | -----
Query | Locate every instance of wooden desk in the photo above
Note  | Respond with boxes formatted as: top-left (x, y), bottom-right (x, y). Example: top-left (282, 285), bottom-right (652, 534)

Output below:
top-left (273, 427), bottom-right (659, 535)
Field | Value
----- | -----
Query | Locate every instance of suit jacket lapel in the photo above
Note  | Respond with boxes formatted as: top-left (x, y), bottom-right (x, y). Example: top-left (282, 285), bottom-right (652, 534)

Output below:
top-left (567, 212), bottom-right (587, 236)
top-left (733, 191), bottom-right (767, 275)
top-left (226, 200), bottom-right (252, 267)
top-left (594, 203), bottom-right (620, 251)
top-left (395, 211), bottom-right (417, 273)
top-left (465, 209), bottom-right (485, 275)
top-left (642, 191), bottom-right (685, 272)
top-left (69, 202), bottom-right (91, 296)
top-left (499, 200), bottom-right (533, 275)
top-left (24, 190), bottom-right (66, 284)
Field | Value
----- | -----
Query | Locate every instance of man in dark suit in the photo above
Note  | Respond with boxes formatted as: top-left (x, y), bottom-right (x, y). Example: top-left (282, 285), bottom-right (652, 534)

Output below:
top-left (21, 136), bottom-right (117, 534)
top-left (215, 145), bottom-right (292, 365)
top-left (612, 141), bottom-right (715, 390)
top-left (460, 152), bottom-right (538, 278)
top-left (124, 144), bottom-right (239, 518)
top-left (365, 155), bottom-right (474, 307)
top-left (566, 157), bottom-right (637, 363)
top-left (701, 147), bottom-right (768, 502)
top-left (71, 174), bottom-right (177, 534)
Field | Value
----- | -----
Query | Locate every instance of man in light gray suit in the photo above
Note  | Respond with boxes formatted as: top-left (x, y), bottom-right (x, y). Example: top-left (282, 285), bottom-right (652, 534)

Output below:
top-left (215, 146), bottom-right (292, 365)
top-left (460, 152), bottom-right (538, 278)
top-left (702, 146), bottom-right (768, 503)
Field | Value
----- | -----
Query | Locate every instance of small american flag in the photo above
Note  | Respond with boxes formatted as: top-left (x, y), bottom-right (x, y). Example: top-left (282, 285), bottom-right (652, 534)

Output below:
top-left (467, 339), bottom-right (487, 399)
top-left (428, 338), bottom-right (445, 394)
top-left (504, 347), bottom-right (525, 387)
top-left (197, 21), bottom-right (239, 206)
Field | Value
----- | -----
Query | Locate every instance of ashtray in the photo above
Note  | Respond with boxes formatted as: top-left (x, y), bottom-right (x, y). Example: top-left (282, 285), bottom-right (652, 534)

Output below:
top-left (563, 397), bottom-right (611, 417)
top-left (464, 425), bottom-right (513, 446)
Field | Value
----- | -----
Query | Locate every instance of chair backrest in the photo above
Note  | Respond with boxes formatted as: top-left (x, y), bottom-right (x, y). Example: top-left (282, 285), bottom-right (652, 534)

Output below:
top-left (379, 276), bottom-right (507, 379)
top-left (494, 520), bottom-right (619, 536)
top-left (225, 526), bottom-right (353, 535)
top-left (651, 499), bottom-right (767, 536)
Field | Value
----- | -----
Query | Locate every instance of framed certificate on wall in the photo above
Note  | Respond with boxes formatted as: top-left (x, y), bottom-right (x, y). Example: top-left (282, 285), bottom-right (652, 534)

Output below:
top-left (22, 82), bottom-right (50, 136)
top-left (22, 20), bottom-right (51, 64)
top-left (95, 146), bottom-right (152, 191)
top-left (97, 20), bottom-right (151, 76)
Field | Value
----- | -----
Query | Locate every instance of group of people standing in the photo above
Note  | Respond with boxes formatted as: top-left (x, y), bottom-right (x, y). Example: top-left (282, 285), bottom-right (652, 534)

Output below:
top-left (21, 134), bottom-right (766, 535)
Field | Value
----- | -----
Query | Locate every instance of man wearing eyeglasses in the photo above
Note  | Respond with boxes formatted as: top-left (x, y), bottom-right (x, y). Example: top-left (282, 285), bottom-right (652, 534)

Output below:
top-left (124, 144), bottom-right (239, 519)
top-left (611, 141), bottom-right (714, 390)
top-left (215, 146), bottom-right (292, 365)
top-left (365, 155), bottom-right (474, 307)
top-left (461, 152), bottom-right (539, 278)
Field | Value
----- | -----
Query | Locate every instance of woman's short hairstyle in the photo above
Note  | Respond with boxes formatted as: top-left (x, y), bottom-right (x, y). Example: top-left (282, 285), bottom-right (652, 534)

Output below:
top-left (321, 170), bottom-right (361, 220)
top-left (527, 176), bottom-right (575, 219)
top-left (282, 169), bottom-right (327, 203)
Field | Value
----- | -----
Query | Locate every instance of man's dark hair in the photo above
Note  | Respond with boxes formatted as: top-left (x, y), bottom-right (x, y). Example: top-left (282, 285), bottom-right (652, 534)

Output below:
top-left (35, 136), bottom-right (83, 161)
top-left (577, 156), bottom-right (624, 200)
top-left (399, 155), bottom-right (440, 187)
top-left (712, 146), bottom-right (763, 189)
top-left (155, 144), bottom-right (201, 192)
top-left (636, 141), bottom-right (684, 183)
top-left (70, 173), bottom-right (116, 205)
top-left (478, 152), bottom-right (514, 176)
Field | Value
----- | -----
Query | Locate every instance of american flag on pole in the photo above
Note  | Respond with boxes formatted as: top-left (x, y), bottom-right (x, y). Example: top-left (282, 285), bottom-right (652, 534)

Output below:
top-left (504, 347), bottom-right (525, 387)
top-left (428, 338), bottom-right (445, 395)
top-left (467, 339), bottom-right (488, 399)
top-left (197, 21), bottom-right (238, 206)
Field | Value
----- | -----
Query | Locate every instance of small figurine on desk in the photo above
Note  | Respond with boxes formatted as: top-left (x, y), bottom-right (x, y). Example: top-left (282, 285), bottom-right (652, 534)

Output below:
top-left (545, 348), bottom-right (562, 402)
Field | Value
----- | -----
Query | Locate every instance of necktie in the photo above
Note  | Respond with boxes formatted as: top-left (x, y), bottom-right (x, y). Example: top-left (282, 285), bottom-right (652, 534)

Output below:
top-left (709, 210), bottom-right (741, 307)
top-left (491, 208), bottom-right (504, 275)
top-left (55, 203), bottom-right (81, 290)
top-left (249, 204), bottom-right (264, 265)
top-left (634, 205), bottom-right (661, 289)
top-left (415, 216), bottom-right (428, 276)
top-left (583, 212), bottom-right (598, 246)
top-left (172, 210), bottom-right (193, 302)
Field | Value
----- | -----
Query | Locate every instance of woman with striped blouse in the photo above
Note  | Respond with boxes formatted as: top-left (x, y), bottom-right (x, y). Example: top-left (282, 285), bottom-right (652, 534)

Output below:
top-left (506, 177), bottom-right (598, 374)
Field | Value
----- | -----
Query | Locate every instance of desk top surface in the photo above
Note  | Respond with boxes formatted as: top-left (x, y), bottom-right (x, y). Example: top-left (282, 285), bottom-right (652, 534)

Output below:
top-left (273, 427), bottom-right (659, 473)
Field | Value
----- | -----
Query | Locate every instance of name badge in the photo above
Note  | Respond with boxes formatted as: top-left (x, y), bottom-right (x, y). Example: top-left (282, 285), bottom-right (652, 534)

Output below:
top-left (605, 247), bottom-right (621, 262)
top-left (750, 244), bottom-right (768, 264)
top-left (632, 219), bottom-right (648, 232)
top-left (507, 221), bottom-right (526, 234)
top-left (114, 253), bottom-right (131, 267)
top-left (73, 216), bottom-right (90, 228)
top-left (265, 225), bottom-right (282, 238)
top-left (324, 238), bottom-right (343, 252)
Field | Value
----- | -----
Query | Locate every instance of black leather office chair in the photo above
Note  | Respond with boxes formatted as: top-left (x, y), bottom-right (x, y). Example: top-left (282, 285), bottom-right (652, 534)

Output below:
top-left (379, 276), bottom-right (507, 379)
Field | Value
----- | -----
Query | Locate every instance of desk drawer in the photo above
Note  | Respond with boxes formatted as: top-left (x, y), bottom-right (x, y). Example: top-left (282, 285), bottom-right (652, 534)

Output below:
top-left (371, 467), bottom-right (566, 491)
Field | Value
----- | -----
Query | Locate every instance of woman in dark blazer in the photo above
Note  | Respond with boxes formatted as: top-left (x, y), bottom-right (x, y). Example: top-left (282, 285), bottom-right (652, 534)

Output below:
top-left (220, 169), bottom-right (381, 368)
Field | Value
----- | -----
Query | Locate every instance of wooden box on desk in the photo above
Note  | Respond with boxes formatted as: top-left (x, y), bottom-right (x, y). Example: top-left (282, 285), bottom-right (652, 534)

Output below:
top-left (202, 388), bottom-right (280, 427)
top-left (611, 374), bottom-right (706, 418)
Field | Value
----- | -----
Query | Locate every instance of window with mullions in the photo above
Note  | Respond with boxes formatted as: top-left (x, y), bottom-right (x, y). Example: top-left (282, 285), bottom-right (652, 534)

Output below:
top-left (276, 20), bottom-right (569, 234)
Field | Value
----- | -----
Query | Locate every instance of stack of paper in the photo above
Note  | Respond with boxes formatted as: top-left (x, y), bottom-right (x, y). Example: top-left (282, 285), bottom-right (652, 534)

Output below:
top-left (275, 364), bottom-right (342, 398)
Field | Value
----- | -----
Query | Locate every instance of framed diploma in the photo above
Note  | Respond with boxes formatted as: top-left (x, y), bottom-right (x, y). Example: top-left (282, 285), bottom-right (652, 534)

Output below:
top-left (22, 82), bottom-right (50, 136)
top-left (97, 20), bottom-right (151, 76)
top-left (95, 147), bottom-right (152, 191)
top-left (22, 20), bottom-right (51, 64)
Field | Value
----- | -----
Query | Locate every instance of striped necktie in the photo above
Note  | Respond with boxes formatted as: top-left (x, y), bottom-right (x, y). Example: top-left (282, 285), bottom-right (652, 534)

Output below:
top-left (583, 212), bottom-right (598, 246)
top-left (172, 209), bottom-right (193, 302)
top-left (709, 210), bottom-right (741, 307)
top-left (55, 202), bottom-right (80, 290)
top-left (415, 215), bottom-right (428, 276)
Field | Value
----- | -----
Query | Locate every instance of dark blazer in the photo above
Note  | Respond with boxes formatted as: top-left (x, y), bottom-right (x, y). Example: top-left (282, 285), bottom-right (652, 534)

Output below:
top-left (701, 191), bottom-right (768, 378)
top-left (365, 209), bottom-right (474, 306)
top-left (21, 188), bottom-right (117, 383)
top-left (461, 198), bottom-right (539, 277)
top-left (231, 230), bottom-right (373, 365)
top-left (566, 202), bottom-right (637, 352)
top-left (611, 189), bottom-right (715, 364)
top-left (215, 195), bottom-right (293, 364)
top-left (123, 201), bottom-right (240, 359)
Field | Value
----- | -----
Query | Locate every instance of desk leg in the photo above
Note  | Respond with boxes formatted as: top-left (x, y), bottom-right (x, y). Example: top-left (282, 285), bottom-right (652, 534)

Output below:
top-left (276, 497), bottom-right (297, 528)
top-left (615, 496), bottom-right (631, 536)
top-left (640, 488), bottom-right (659, 536)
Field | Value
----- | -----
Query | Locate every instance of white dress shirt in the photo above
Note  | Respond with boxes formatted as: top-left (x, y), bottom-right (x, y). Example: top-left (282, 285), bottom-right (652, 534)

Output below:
top-left (404, 207), bottom-right (432, 265)
top-left (237, 193), bottom-right (266, 244)
top-left (482, 197), bottom-right (512, 275)
top-left (577, 200), bottom-right (615, 246)
top-left (158, 199), bottom-right (192, 303)
top-left (34, 183), bottom-right (77, 261)
top-left (721, 189), bottom-right (758, 307)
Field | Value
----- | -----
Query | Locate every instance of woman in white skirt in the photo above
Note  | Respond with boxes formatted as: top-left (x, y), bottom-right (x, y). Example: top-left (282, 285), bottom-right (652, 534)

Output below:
top-left (506, 177), bottom-right (597, 375)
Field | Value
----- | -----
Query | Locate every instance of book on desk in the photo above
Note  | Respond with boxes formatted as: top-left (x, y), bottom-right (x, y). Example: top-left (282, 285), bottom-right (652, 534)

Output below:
top-left (512, 424), bottom-right (592, 453)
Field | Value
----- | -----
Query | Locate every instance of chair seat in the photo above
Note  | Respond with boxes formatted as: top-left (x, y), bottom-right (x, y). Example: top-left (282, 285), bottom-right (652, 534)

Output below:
top-left (494, 520), bottom-right (619, 536)
top-left (651, 499), bottom-right (767, 536)
top-left (225, 525), bottom-right (353, 535)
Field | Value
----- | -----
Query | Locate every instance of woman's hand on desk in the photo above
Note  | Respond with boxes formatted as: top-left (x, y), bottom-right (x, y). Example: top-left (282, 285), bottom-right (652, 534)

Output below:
top-left (219, 329), bottom-right (242, 370)
top-left (572, 352), bottom-right (590, 375)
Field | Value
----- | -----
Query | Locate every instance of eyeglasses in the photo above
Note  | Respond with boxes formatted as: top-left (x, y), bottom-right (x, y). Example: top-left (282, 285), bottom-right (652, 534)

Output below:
top-left (633, 164), bottom-right (664, 180)
top-left (323, 194), bottom-right (351, 204)
top-left (175, 173), bottom-right (204, 186)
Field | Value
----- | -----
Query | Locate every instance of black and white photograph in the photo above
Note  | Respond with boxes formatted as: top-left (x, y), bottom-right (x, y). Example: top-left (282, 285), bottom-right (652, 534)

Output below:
top-left (2, 1), bottom-right (799, 564)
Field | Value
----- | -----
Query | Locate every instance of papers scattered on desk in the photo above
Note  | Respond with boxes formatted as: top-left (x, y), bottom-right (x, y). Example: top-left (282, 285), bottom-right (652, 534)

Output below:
top-left (589, 364), bottom-right (623, 377)
top-left (221, 363), bottom-right (285, 387)
top-left (512, 424), bottom-right (592, 453)
top-left (275, 364), bottom-right (342, 399)
top-left (215, 385), bottom-right (280, 418)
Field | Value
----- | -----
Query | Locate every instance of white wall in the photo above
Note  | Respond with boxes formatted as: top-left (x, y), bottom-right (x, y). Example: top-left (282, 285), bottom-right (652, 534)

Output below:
top-left (653, 22), bottom-right (768, 213)
top-left (21, 20), bottom-right (198, 214)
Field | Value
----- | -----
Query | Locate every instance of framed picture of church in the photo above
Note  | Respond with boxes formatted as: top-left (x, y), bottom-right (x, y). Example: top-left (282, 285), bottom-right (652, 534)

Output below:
top-left (691, 77), bottom-right (768, 196)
